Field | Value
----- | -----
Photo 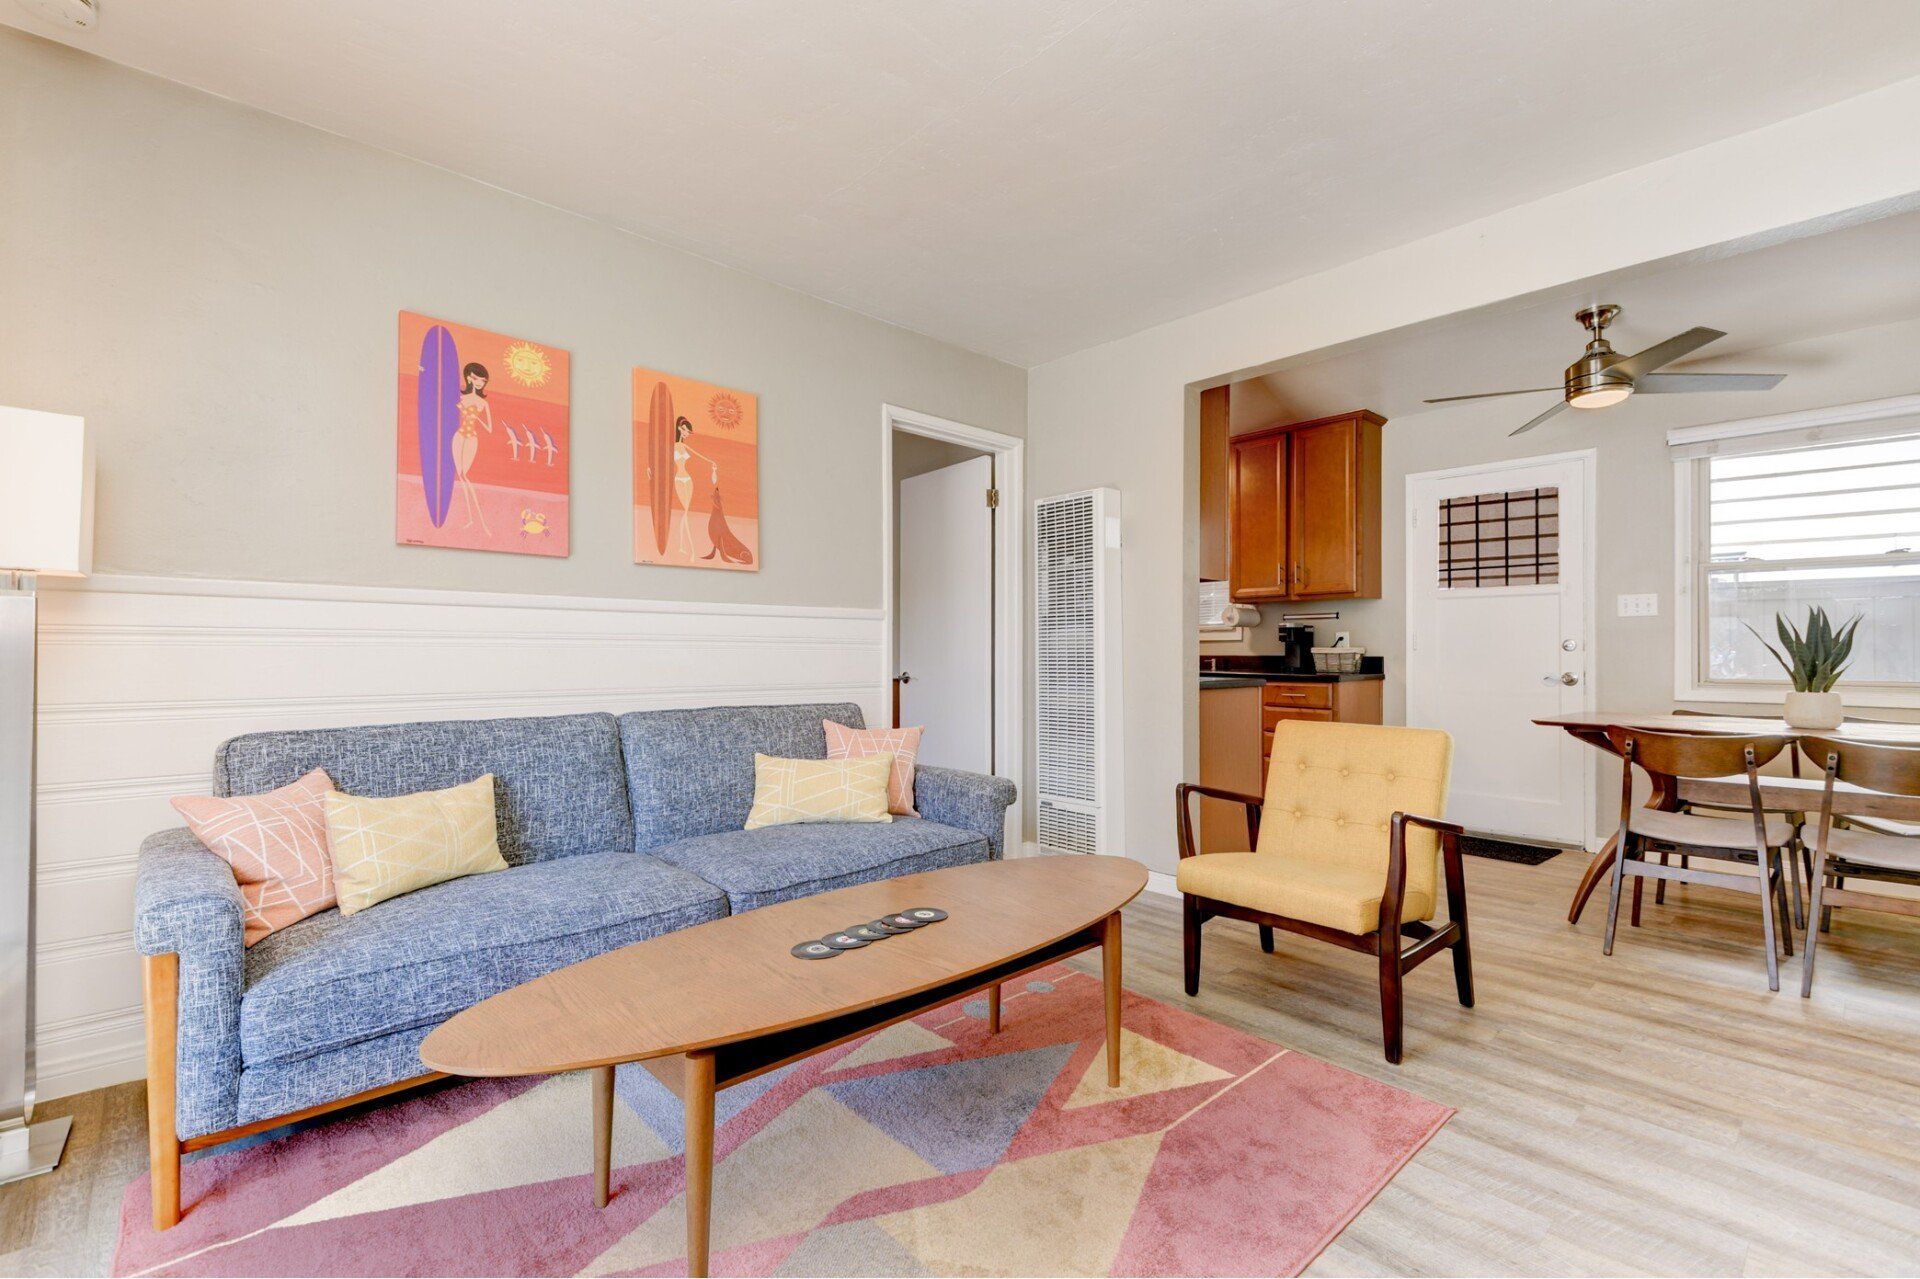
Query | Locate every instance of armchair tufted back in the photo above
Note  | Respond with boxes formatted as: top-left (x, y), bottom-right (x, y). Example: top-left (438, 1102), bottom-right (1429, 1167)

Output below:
top-left (1256, 721), bottom-right (1453, 905)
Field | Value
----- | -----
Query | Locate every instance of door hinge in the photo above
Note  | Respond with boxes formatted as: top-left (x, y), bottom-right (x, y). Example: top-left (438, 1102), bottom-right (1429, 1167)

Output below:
top-left (986, 487), bottom-right (1000, 509)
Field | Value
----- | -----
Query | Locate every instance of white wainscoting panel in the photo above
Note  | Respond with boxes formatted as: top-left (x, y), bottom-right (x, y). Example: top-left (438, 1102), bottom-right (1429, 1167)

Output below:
top-left (33, 575), bottom-right (886, 1100)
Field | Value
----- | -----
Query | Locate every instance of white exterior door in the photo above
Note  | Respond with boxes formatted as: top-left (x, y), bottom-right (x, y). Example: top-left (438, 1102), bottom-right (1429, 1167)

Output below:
top-left (899, 455), bottom-right (994, 772)
top-left (1406, 451), bottom-right (1594, 846)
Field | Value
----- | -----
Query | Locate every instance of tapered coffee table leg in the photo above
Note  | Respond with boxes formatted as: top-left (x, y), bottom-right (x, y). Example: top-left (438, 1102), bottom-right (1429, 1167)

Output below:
top-left (684, 1050), bottom-right (717, 1278)
top-left (987, 983), bottom-right (1002, 1033)
top-left (1102, 912), bottom-right (1122, 1086)
top-left (592, 1064), bottom-right (614, 1208)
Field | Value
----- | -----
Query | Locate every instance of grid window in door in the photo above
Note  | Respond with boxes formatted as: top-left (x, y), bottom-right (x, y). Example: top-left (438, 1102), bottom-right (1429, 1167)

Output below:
top-left (1439, 487), bottom-right (1559, 587)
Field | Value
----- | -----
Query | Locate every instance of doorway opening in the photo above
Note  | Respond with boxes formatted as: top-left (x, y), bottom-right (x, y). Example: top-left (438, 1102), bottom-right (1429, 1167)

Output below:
top-left (880, 406), bottom-right (1025, 845)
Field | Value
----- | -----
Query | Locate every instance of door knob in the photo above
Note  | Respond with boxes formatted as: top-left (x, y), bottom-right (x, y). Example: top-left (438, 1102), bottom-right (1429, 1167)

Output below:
top-left (898, 672), bottom-right (912, 684)
top-left (1560, 672), bottom-right (1580, 686)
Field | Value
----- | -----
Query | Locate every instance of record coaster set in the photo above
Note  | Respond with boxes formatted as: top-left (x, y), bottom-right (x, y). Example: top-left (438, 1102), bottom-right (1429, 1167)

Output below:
top-left (790, 906), bottom-right (948, 959)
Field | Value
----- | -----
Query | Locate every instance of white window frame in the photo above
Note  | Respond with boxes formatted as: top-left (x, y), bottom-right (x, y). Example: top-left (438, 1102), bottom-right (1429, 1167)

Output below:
top-left (1672, 393), bottom-right (1920, 709)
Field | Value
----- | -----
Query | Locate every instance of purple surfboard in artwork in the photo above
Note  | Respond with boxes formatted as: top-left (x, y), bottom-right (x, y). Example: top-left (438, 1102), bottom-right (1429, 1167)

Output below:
top-left (417, 325), bottom-right (460, 528)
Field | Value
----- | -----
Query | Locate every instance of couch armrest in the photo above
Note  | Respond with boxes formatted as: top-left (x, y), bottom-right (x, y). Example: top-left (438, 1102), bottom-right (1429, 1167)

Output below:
top-left (914, 766), bottom-right (1017, 858)
top-left (134, 828), bottom-right (247, 1138)
top-left (135, 828), bottom-right (246, 957)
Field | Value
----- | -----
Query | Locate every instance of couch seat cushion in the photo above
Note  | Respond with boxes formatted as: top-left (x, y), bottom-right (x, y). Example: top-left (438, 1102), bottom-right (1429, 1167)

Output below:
top-left (239, 850), bottom-right (726, 1067)
top-left (650, 817), bottom-right (988, 913)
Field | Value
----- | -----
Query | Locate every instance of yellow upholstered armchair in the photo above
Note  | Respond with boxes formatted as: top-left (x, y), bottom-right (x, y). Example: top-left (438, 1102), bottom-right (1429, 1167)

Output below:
top-left (1175, 720), bottom-right (1471, 1063)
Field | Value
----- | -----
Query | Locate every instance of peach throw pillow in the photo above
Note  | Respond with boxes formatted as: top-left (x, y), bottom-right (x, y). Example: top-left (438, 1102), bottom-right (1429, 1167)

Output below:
top-left (824, 721), bottom-right (923, 816)
top-left (172, 768), bottom-right (338, 946)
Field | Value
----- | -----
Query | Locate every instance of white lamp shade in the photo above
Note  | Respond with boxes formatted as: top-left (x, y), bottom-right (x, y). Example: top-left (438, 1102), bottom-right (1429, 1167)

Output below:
top-left (0, 406), bottom-right (94, 577)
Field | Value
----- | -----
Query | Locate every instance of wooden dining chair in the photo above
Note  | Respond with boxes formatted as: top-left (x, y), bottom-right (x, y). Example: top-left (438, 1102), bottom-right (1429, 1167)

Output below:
top-left (1604, 728), bottom-right (1798, 991)
top-left (1668, 709), bottom-right (1809, 926)
top-left (1798, 736), bottom-right (1920, 996)
top-left (1174, 721), bottom-right (1468, 1064)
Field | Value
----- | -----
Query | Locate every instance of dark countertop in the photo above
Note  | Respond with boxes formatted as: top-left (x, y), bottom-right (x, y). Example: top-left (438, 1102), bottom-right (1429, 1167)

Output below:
top-left (1200, 670), bottom-right (1384, 685)
top-left (1199, 654), bottom-right (1386, 684)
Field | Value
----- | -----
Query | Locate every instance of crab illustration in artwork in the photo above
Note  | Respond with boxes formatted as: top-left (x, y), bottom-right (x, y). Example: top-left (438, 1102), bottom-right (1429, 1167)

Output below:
top-left (517, 509), bottom-right (552, 539)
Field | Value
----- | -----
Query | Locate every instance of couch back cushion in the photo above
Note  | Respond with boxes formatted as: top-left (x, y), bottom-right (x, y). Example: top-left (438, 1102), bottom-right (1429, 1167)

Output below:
top-left (215, 713), bottom-right (633, 866)
top-left (619, 703), bottom-right (865, 851)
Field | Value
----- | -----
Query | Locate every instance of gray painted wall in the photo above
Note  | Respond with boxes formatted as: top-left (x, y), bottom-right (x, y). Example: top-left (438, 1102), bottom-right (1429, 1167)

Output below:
top-left (0, 31), bottom-right (1025, 609)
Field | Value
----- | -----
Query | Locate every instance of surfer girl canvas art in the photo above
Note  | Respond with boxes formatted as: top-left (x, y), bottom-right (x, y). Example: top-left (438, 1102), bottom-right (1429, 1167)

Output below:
top-left (632, 367), bottom-right (759, 572)
top-left (396, 311), bottom-right (570, 557)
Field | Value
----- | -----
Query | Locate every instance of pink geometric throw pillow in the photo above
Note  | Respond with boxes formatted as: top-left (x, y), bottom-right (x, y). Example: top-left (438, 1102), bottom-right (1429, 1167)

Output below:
top-left (171, 768), bottom-right (338, 946)
top-left (824, 721), bottom-right (923, 816)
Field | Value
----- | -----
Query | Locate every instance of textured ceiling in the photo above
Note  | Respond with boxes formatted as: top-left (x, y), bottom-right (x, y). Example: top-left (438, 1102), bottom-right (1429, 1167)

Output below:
top-left (11, 0), bottom-right (1920, 364)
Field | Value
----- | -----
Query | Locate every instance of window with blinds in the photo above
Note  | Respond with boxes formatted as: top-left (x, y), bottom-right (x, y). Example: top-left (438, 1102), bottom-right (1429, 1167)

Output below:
top-left (1696, 432), bottom-right (1920, 687)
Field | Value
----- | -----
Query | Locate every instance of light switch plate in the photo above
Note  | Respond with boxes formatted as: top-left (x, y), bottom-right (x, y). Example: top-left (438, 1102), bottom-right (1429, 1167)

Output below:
top-left (1617, 593), bottom-right (1659, 617)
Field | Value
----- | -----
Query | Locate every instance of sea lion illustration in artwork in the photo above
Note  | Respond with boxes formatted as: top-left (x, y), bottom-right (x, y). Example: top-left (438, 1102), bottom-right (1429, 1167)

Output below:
top-left (702, 487), bottom-right (755, 565)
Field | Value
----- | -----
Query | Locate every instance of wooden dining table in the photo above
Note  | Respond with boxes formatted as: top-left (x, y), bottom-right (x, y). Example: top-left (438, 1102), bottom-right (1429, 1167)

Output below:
top-left (1534, 712), bottom-right (1920, 925)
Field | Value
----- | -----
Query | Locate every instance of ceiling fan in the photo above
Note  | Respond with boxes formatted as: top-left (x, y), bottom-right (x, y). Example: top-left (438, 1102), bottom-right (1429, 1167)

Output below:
top-left (1424, 304), bottom-right (1786, 436)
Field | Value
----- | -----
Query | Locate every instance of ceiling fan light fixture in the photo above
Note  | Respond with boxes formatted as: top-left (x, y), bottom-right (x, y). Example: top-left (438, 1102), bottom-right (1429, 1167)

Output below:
top-left (1568, 384), bottom-right (1632, 409)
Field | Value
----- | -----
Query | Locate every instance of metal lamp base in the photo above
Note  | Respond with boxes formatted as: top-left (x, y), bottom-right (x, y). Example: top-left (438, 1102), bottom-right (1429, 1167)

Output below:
top-left (0, 1114), bottom-right (72, 1184)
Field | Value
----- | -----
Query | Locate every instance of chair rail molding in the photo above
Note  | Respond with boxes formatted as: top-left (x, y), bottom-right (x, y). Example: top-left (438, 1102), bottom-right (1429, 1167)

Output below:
top-left (31, 574), bottom-right (888, 1100)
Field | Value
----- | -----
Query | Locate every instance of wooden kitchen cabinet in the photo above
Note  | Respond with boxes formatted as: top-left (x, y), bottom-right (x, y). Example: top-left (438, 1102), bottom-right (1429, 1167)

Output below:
top-left (1197, 385), bottom-right (1230, 583)
top-left (1227, 430), bottom-right (1286, 600)
top-left (1258, 678), bottom-right (1383, 784)
top-left (1227, 410), bottom-right (1382, 603)
top-left (1197, 683), bottom-right (1263, 852)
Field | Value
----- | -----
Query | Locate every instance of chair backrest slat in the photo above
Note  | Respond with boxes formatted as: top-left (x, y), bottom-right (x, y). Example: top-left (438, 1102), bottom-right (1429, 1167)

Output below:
top-left (1605, 727), bottom-right (1788, 779)
top-left (1798, 735), bottom-right (1920, 797)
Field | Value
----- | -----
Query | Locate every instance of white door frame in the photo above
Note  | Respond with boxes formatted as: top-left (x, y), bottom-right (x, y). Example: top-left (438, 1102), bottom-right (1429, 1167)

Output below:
top-left (1404, 447), bottom-right (1600, 851)
top-left (881, 405), bottom-right (1026, 847)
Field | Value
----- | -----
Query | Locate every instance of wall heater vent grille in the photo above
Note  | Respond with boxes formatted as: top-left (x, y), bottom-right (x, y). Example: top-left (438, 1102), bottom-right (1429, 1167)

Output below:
top-left (1032, 487), bottom-right (1121, 855)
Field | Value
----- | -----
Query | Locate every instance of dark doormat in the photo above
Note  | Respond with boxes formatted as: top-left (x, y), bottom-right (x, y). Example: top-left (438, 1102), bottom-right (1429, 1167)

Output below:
top-left (1460, 835), bottom-right (1563, 865)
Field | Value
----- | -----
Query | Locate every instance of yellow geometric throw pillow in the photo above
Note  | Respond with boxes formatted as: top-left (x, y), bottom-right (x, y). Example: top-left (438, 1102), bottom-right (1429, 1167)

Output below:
top-left (744, 754), bottom-right (895, 830)
top-left (323, 775), bottom-right (508, 914)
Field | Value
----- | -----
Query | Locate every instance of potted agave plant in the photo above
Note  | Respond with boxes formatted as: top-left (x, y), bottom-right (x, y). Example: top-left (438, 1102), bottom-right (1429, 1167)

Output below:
top-left (1746, 606), bottom-right (1861, 730)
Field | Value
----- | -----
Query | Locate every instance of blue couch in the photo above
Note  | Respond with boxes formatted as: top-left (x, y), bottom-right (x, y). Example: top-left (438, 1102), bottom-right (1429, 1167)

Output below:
top-left (133, 703), bottom-right (1015, 1163)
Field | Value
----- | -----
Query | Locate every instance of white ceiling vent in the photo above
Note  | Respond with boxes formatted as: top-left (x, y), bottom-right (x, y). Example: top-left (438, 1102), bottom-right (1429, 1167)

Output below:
top-left (1033, 487), bottom-right (1122, 856)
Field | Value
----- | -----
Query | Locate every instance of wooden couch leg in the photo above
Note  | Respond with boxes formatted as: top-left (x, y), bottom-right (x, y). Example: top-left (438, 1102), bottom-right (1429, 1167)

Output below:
top-left (144, 953), bottom-right (182, 1231)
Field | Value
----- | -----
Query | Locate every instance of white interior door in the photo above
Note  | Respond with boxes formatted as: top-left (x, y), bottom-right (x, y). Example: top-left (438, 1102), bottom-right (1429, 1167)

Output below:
top-left (899, 455), bottom-right (994, 772)
top-left (1406, 452), bottom-right (1593, 845)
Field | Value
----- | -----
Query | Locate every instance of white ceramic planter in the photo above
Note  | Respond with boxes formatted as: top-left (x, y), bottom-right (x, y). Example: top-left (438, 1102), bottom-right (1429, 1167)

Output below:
top-left (1783, 690), bottom-right (1844, 730)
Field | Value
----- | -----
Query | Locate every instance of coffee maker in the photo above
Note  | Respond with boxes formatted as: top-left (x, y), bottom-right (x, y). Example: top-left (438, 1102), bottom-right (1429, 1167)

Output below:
top-left (1275, 622), bottom-right (1314, 673)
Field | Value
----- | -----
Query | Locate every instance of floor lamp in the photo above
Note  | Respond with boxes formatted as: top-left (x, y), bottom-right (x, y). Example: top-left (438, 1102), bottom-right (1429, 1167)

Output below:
top-left (0, 405), bottom-right (93, 1185)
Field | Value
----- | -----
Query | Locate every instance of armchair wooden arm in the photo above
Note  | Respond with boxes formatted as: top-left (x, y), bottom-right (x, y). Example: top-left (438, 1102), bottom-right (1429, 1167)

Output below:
top-left (1380, 811), bottom-right (1473, 1044)
top-left (1383, 812), bottom-right (1464, 935)
top-left (1174, 781), bottom-right (1264, 860)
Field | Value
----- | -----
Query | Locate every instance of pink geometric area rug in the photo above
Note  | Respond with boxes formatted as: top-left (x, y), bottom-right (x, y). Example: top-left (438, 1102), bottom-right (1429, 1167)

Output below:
top-left (114, 966), bottom-right (1451, 1277)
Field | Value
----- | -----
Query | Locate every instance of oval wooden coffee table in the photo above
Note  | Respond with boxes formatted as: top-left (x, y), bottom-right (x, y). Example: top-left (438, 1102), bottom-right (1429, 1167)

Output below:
top-left (421, 854), bottom-right (1147, 1277)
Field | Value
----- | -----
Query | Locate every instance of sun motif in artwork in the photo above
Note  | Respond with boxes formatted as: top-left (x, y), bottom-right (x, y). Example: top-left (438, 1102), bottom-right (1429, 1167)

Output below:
top-left (502, 341), bottom-right (552, 387)
top-left (707, 391), bottom-right (744, 431)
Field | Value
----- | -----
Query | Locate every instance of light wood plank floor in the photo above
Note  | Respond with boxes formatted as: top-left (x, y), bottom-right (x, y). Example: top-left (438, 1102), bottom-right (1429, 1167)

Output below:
top-left (4, 852), bottom-right (1918, 1276)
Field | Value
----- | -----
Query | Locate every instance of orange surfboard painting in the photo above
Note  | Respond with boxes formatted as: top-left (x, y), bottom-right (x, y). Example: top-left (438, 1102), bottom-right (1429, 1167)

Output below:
top-left (632, 367), bottom-right (758, 572)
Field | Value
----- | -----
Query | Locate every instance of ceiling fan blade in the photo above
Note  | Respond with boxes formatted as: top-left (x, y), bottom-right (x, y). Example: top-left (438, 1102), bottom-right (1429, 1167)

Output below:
top-left (1509, 399), bottom-right (1568, 437)
top-left (1613, 326), bottom-right (1725, 379)
top-left (1633, 372), bottom-right (1786, 394)
top-left (1423, 387), bottom-right (1563, 404)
